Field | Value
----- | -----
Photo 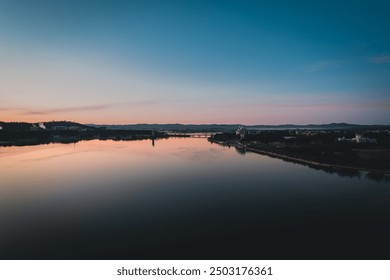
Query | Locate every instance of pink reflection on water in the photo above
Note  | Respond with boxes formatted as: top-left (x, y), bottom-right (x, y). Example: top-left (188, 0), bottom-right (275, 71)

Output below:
top-left (0, 138), bottom-right (280, 202)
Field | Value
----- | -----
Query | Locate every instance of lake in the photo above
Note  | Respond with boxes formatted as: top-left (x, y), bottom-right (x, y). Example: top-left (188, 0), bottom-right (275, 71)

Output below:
top-left (1, 138), bottom-right (389, 259)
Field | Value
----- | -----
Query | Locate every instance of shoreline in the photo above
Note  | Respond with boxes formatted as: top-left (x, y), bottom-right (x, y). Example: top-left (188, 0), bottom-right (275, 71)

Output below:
top-left (0, 136), bottom-right (165, 147)
top-left (209, 138), bottom-right (390, 175)
top-left (245, 146), bottom-right (390, 175)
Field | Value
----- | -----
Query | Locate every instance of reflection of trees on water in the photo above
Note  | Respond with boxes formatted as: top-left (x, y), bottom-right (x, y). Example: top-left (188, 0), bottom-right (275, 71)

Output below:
top-left (280, 157), bottom-right (390, 183)
top-left (0, 139), bottom-right (81, 147)
top-left (212, 141), bottom-right (390, 184)
top-left (234, 146), bottom-right (246, 155)
top-left (321, 166), bottom-right (362, 179)
top-left (278, 157), bottom-right (363, 179)
top-left (277, 157), bottom-right (390, 183)
top-left (366, 172), bottom-right (390, 183)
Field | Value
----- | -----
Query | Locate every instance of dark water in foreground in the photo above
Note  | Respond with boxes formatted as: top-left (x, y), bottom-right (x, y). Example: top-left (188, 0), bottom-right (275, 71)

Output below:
top-left (1, 138), bottom-right (389, 259)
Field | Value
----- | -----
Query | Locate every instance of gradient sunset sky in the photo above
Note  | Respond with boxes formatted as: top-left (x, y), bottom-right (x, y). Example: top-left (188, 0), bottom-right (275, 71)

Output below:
top-left (1, 0), bottom-right (389, 124)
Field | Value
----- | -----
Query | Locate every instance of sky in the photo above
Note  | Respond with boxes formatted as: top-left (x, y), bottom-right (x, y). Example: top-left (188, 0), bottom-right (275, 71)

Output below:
top-left (0, 0), bottom-right (389, 124)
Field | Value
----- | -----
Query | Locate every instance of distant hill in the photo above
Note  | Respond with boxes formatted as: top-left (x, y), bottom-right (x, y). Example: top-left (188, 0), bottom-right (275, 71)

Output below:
top-left (87, 123), bottom-right (241, 132)
top-left (0, 121), bottom-right (32, 132)
top-left (88, 123), bottom-right (390, 132)
top-left (0, 121), bottom-right (165, 146)
top-left (248, 123), bottom-right (371, 130)
top-left (2, 121), bottom-right (389, 133)
top-left (0, 121), bottom-right (93, 131)
top-left (42, 121), bottom-right (93, 130)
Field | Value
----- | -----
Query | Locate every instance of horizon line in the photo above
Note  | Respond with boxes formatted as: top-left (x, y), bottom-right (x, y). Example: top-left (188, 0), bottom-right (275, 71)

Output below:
top-left (2, 120), bottom-right (390, 127)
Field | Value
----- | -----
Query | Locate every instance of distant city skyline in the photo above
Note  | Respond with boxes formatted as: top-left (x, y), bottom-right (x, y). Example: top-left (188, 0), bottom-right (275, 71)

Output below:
top-left (1, 0), bottom-right (389, 125)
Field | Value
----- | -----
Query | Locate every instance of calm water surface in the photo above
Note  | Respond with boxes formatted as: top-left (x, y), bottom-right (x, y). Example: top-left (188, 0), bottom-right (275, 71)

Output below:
top-left (1, 138), bottom-right (389, 259)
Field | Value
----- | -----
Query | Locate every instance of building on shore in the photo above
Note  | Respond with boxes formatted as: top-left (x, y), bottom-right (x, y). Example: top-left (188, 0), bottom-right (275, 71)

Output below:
top-left (38, 123), bottom-right (46, 129)
top-left (337, 133), bottom-right (377, 144)
top-left (236, 126), bottom-right (247, 139)
top-left (353, 134), bottom-right (377, 144)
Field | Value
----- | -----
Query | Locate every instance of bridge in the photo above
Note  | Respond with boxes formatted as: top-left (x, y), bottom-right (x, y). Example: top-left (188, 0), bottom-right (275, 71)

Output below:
top-left (167, 133), bottom-right (215, 138)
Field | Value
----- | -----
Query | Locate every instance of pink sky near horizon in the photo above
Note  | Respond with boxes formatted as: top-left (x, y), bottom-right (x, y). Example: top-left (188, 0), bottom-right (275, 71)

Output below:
top-left (1, 98), bottom-right (389, 125)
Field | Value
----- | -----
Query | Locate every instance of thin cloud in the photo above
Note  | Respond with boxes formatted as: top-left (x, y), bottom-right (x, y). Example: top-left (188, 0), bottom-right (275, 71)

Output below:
top-left (22, 104), bottom-right (113, 115)
top-left (369, 54), bottom-right (390, 64)
top-left (47, 104), bottom-right (112, 113)
top-left (9, 99), bottom-right (166, 115)
top-left (26, 111), bottom-right (49, 115)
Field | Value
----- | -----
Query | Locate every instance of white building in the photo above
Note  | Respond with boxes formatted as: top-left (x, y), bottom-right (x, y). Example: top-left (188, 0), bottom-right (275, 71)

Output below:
top-left (353, 134), bottom-right (377, 144)
top-left (38, 123), bottom-right (46, 129)
top-left (236, 126), bottom-right (247, 139)
top-left (338, 134), bottom-right (377, 144)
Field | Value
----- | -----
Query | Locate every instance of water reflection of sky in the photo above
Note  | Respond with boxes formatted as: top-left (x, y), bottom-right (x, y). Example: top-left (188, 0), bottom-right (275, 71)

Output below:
top-left (1, 138), bottom-right (387, 214)
top-left (1, 138), bottom-right (389, 259)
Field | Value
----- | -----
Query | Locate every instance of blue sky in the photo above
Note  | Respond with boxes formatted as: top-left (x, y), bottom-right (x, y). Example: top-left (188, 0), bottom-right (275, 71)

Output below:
top-left (0, 0), bottom-right (389, 124)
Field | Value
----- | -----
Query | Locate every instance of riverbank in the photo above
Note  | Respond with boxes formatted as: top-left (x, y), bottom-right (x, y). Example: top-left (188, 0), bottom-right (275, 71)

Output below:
top-left (245, 145), bottom-right (390, 175)
top-left (209, 138), bottom-right (390, 176)
top-left (0, 132), bottom-right (168, 147)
